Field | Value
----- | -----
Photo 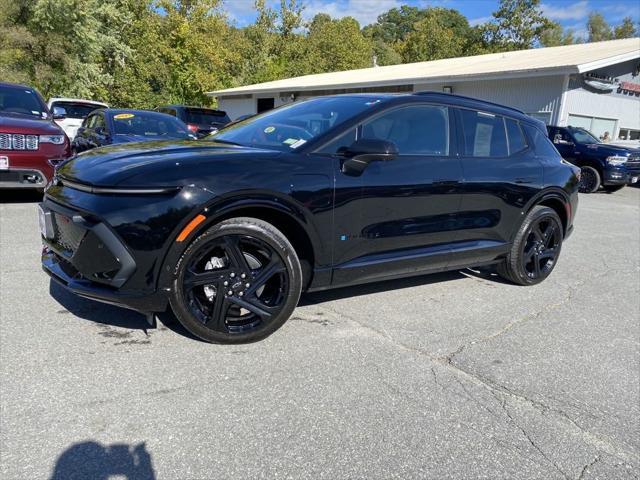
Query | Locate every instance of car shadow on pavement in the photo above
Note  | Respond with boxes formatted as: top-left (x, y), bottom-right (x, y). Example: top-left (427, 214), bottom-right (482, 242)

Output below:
top-left (1, 189), bottom-right (43, 203)
top-left (49, 441), bottom-right (156, 480)
top-left (300, 270), bottom-right (466, 305)
top-left (48, 280), bottom-right (202, 341)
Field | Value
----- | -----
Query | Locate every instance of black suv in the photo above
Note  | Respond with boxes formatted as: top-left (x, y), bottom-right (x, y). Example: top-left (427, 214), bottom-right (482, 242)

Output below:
top-left (41, 93), bottom-right (579, 343)
top-left (157, 105), bottom-right (230, 138)
top-left (548, 125), bottom-right (640, 193)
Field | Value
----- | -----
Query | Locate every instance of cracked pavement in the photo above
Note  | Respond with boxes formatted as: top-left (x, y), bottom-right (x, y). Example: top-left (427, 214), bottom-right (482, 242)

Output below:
top-left (1, 187), bottom-right (639, 479)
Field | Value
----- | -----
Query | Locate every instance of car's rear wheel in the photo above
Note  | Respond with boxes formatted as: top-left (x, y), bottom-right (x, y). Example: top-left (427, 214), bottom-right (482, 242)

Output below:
top-left (579, 166), bottom-right (601, 193)
top-left (498, 206), bottom-right (563, 286)
top-left (170, 217), bottom-right (302, 343)
top-left (603, 184), bottom-right (625, 193)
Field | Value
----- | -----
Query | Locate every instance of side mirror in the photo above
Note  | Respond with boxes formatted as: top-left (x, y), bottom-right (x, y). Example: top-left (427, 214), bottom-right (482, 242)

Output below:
top-left (52, 106), bottom-right (66, 120)
top-left (339, 139), bottom-right (398, 176)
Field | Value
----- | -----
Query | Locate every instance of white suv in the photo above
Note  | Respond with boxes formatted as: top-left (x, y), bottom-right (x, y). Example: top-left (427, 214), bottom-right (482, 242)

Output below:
top-left (47, 98), bottom-right (108, 140)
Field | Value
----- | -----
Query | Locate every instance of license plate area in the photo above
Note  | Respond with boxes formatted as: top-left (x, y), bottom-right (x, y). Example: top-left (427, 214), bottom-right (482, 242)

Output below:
top-left (631, 176), bottom-right (638, 184)
top-left (0, 156), bottom-right (8, 170)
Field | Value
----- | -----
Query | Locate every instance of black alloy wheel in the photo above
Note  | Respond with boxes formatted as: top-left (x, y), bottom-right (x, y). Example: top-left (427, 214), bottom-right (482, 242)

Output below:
top-left (170, 217), bottom-right (302, 343)
top-left (498, 206), bottom-right (563, 286)
top-left (579, 166), bottom-right (601, 193)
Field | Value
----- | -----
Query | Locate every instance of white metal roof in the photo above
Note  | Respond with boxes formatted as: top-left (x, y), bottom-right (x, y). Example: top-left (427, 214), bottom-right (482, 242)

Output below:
top-left (209, 38), bottom-right (640, 97)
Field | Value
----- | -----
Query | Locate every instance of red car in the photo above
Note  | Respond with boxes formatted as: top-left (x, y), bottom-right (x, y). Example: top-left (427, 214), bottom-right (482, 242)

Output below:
top-left (1, 82), bottom-right (71, 190)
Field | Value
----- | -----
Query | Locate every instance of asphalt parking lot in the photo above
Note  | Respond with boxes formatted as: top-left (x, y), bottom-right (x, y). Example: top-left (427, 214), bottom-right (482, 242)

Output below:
top-left (1, 187), bottom-right (639, 480)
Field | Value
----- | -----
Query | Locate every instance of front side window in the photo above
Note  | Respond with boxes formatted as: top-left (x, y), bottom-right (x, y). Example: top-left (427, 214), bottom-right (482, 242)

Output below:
top-left (459, 109), bottom-right (507, 157)
top-left (570, 128), bottom-right (600, 144)
top-left (360, 105), bottom-right (449, 155)
top-left (211, 96), bottom-right (387, 152)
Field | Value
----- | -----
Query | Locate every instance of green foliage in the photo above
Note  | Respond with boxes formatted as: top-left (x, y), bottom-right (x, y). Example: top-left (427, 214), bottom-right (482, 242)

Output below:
top-left (587, 12), bottom-right (612, 42)
top-left (1, 0), bottom-right (637, 109)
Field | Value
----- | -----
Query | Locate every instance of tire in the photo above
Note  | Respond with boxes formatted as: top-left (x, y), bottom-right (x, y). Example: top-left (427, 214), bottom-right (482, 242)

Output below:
top-left (498, 206), bottom-right (563, 286)
top-left (578, 166), bottom-right (601, 193)
top-left (169, 217), bottom-right (302, 343)
top-left (603, 184), bottom-right (625, 193)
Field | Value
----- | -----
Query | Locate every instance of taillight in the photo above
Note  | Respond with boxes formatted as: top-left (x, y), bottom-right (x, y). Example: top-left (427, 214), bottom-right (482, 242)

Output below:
top-left (187, 124), bottom-right (199, 133)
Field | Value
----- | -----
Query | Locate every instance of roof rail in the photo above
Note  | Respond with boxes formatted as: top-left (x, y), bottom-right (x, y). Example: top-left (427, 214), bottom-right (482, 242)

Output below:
top-left (413, 91), bottom-right (526, 115)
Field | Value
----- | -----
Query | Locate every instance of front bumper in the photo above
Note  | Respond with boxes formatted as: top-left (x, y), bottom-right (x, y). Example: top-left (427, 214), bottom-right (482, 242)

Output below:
top-left (0, 146), bottom-right (65, 188)
top-left (40, 198), bottom-right (168, 313)
top-left (0, 168), bottom-right (48, 188)
top-left (604, 164), bottom-right (640, 185)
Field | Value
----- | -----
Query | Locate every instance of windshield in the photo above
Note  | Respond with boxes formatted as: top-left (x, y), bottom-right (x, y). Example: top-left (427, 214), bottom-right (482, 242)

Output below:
top-left (112, 112), bottom-right (190, 138)
top-left (185, 108), bottom-right (230, 126)
top-left (211, 96), bottom-right (386, 152)
top-left (571, 128), bottom-right (601, 144)
top-left (52, 101), bottom-right (103, 120)
top-left (0, 85), bottom-right (48, 118)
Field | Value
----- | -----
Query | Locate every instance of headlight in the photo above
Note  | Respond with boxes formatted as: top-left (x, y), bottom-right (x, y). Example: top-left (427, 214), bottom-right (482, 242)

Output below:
top-left (40, 135), bottom-right (65, 145)
top-left (606, 155), bottom-right (628, 166)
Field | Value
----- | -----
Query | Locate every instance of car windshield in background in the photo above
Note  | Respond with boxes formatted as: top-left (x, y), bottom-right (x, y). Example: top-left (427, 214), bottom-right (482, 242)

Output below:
top-left (572, 128), bottom-right (601, 144)
top-left (52, 102), bottom-right (101, 120)
top-left (0, 85), bottom-right (47, 118)
top-left (186, 108), bottom-right (230, 125)
top-left (112, 112), bottom-right (190, 138)
top-left (210, 96), bottom-right (386, 152)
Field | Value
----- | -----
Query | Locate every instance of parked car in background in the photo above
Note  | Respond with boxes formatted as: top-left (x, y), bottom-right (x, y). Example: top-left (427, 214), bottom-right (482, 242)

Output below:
top-left (47, 98), bottom-right (108, 140)
top-left (157, 105), bottom-right (230, 138)
top-left (72, 109), bottom-right (194, 153)
top-left (548, 125), bottom-right (640, 193)
top-left (41, 92), bottom-right (579, 344)
top-left (1, 82), bottom-right (70, 189)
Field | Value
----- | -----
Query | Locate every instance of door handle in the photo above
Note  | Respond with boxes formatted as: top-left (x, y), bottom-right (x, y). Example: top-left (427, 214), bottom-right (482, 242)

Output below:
top-left (433, 179), bottom-right (457, 185)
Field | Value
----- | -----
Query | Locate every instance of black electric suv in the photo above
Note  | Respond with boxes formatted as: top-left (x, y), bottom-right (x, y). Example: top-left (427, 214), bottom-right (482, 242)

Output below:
top-left (40, 92), bottom-right (580, 343)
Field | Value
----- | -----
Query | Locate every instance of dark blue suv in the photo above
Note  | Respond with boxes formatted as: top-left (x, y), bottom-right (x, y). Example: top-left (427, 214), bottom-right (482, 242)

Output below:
top-left (548, 125), bottom-right (640, 193)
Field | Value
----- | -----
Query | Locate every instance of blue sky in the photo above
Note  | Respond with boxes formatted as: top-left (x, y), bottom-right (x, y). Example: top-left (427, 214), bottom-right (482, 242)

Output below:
top-left (221, 0), bottom-right (639, 39)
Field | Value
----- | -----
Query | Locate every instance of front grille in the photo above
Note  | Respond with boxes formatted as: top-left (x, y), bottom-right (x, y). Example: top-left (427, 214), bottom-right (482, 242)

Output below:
top-left (0, 133), bottom-right (39, 150)
top-left (52, 212), bottom-right (86, 256)
top-left (627, 154), bottom-right (640, 167)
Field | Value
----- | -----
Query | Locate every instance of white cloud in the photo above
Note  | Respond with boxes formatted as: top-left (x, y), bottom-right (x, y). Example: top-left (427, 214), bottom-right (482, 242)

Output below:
top-left (541, 0), bottom-right (590, 21)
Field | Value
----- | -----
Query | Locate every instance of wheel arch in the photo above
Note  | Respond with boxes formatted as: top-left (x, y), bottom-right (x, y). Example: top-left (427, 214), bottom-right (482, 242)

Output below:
top-left (523, 188), bottom-right (570, 237)
top-left (156, 196), bottom-right (321, 292)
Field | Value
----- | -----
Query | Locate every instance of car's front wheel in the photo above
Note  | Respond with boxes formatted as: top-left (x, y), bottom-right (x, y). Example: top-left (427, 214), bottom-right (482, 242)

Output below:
top-left (578, 166), bottom-right (601, 193)
top-left (170, 217), bottom-right (302, 343)
top-left (498, 206), bottom-right (563, 286)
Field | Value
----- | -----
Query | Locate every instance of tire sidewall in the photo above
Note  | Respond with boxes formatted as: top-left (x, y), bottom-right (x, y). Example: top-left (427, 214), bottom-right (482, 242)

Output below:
top-left (169, 218), bottom-right (302, 343)
top-left (510, 207), bottom-right (563, 286)
top-left (579, 166), bottom-right (601, 193)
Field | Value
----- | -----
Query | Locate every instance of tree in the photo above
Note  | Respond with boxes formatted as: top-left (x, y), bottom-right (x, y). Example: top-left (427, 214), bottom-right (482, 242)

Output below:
top-left (297, 15), bottom-right (372, 75)
top-left (398, 9), bottom-right (469, 62)
top-left (614, 17), bottom-right (637, 39)
top-left (587, 12), bottom-right (612, 42)
top-left (540, 20), bottom-right (576, 47)
top-left (482, 0), bottom-right (552, 50)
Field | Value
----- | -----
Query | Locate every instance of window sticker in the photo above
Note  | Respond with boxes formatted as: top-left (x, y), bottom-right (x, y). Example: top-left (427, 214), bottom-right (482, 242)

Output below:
top-left (264, 126), bottom-right (275, 133)
top-left (474, 123), bottom-right (493, 156)
top-left (365, 99), bottom-right (381, 106)
top-left (283, 138), bottom-right (299, 145)
top-left (289, 139), bottom-right (307, 149)
top-left (114, 113), bottom-right (135, 120)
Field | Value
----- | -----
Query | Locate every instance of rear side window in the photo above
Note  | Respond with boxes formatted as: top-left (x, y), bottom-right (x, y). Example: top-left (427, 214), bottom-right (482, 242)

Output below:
top-left (459, 109), bottom-right (507, 157)
top-left (523, 124), bottom-right (561, 158)
top-left (505, 118), bottom-right (527, 153)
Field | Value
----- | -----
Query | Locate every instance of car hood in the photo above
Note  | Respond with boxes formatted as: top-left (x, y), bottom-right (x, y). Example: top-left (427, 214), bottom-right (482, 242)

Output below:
top-left (56, 140), bottom-right (282, 187)
top-left (0, 113), bottom-right (63, 135)
top-left (583, 143), bottom-right (640, 156)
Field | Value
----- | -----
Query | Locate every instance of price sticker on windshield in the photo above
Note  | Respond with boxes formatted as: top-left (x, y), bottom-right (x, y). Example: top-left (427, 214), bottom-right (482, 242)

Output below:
top-left (114, 113), bottom-right (135, 120)
top-left (0, 156), bottom-right (8, 170)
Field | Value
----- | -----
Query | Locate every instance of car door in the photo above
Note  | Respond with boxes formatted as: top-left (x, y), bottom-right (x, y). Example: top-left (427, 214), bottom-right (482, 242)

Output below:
top-left (72, 114), bottom-right (95, 153)
top-left (549, 127), bottom-right (578, 162)
top-left (452, 109), bottom-right (543, 267)
top-left (88, 112), bottom-right (110, 149)
top-left (330, 103), bottom-right (463, 287)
